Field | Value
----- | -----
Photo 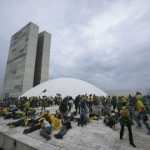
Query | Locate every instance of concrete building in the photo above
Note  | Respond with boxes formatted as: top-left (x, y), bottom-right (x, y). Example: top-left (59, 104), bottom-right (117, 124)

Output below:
top-left (2, 22), bottom-right (51, 97)
top-left (34, 31), bottom-right (51, 87)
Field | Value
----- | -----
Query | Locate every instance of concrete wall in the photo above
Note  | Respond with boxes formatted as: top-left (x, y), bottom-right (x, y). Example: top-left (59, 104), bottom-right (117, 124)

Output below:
top-left (0, 132), bottom-right (37, 150)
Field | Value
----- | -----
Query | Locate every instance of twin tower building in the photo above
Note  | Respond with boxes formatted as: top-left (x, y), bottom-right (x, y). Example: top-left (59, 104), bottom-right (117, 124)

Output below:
top-left (3, 22), bottom-right (51, 97)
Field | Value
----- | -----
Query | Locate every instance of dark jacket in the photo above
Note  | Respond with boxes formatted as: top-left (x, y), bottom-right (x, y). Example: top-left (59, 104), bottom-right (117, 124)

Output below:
top-left (63, 121), bottom-right (72, 130)
top-left (59, 100), bottom-right (68, 114)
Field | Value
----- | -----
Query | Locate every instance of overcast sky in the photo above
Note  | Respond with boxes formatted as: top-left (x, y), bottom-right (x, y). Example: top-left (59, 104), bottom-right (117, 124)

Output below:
top-left (0, 0), bottom-right (150, 93)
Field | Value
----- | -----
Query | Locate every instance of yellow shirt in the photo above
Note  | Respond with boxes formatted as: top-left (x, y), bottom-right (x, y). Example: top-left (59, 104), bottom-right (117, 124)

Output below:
top-left (91, 96), bottom-right (94, 101)
top-left (25, 101), bottom-right (30, 108)
top-left (137, 100), bottom-right (144, 112)
top-left (3, 108), bottom-right (8, 115)
top-left (49, 114), bottom-right (61, 130)
top-left (120, 109), bottom-right (128, 118)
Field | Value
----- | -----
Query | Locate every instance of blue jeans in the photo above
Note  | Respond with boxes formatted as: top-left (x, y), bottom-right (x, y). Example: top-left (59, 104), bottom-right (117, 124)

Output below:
top-left (132, 109), bottom-right (137, 121)
top-left (59, 125), bottom-right (67, 137)
top-left (143, 121), bottom-right (150, 133)
top-left (40, 126), bottom-right (52, 138)
top-left (136, 111), bottom-right (150, 132)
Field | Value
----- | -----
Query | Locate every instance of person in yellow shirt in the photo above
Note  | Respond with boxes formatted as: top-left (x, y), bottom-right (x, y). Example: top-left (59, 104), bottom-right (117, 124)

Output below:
top-left (24, 99), bottom-right (30, 116)
top-left (136, 97), bottom-right (150, 134)
top-left (137, 99), bottom-right (144, 113)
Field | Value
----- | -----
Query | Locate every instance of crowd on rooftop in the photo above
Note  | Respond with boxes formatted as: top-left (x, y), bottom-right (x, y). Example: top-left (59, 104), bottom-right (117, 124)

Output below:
top-left (0, 91), bottom-right (150, 147)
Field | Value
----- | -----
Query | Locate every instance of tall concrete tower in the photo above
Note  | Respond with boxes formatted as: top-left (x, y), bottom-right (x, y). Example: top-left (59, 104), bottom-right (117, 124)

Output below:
top-left (33, 31), bottom-right (51, 87)
top-left (2, 22), bottom-right (51, 97)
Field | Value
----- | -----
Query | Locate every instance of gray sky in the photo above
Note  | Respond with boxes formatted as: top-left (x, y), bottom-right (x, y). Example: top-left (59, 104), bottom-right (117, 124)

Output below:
top-left (0, 0), bottom-right (150, 93)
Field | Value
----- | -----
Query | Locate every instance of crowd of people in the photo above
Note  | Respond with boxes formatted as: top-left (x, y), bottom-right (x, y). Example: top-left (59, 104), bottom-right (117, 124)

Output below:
top-left (0, 92), bottom-right (150, 147)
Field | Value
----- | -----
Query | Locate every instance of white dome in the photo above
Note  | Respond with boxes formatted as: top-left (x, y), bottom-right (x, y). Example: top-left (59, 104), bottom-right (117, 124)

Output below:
top-left (21, 78), bottom-right (107, 98)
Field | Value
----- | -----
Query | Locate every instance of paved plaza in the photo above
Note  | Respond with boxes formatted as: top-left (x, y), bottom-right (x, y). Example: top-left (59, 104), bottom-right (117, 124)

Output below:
top-left (0, 106), bottom-right (150, 150)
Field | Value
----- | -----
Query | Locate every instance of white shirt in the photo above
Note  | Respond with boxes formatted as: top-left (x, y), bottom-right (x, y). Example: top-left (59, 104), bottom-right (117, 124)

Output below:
top-left (42, 119), bottom-right (51, 128)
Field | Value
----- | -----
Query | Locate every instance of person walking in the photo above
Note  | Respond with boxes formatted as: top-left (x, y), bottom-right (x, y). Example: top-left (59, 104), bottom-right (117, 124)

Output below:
top-left (136, 96), bottom-right (150, 134)
top-left (119, 106), bottom-right (136, 147)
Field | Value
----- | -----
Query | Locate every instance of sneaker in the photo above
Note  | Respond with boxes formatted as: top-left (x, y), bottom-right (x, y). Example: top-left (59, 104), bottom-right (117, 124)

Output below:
top-left (136, 124), bottom-right (142, 128)
top-left (9, 125), bottom-right (15, 128)
top-left (54, 134), bottom-right (63, 139)
top-left (147, 132), bottom-right (150, 135)
top-left (46, 136), bottom-right (51, 140)
top-left (23, 129), bottom-right (28, 134)
top-left (7, 123), bottom-right (11, 126)
top-left (130, 143), bottom-right (136, 148)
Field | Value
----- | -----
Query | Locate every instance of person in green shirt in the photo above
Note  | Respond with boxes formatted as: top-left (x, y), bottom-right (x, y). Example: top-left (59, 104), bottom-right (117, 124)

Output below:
top-left (119, 106), bottom-right (136, 147)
